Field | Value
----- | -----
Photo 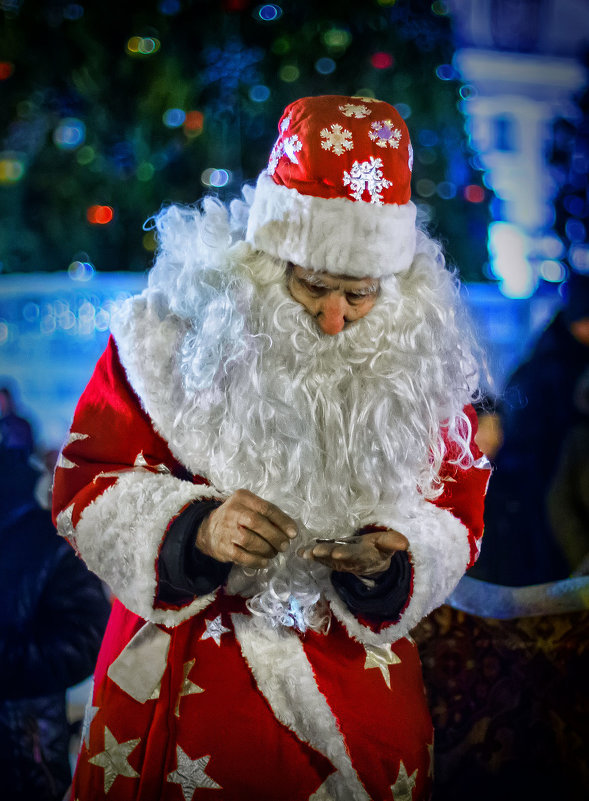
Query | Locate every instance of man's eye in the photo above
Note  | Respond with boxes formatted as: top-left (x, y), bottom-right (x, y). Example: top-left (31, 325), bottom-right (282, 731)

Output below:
top-left (345, 293), bottom-right (368, 303)
top-left (301, 281), bottom-right (327, 296)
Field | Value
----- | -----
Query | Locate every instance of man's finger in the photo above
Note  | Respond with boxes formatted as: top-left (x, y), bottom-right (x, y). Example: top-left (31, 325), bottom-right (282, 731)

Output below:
top-left (240, 491), bottom-right (298, 539)
top-left (234, 510), bottom-right (291, 553)
top-left (373, 530), bottom-right (409, 553)
top-left (234, 525), bottom-right (283, 557)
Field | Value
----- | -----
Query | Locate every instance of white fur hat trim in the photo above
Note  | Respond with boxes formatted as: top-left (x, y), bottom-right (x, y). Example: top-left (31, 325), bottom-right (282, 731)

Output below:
top-left (245, 171), bottom-right (417, 278)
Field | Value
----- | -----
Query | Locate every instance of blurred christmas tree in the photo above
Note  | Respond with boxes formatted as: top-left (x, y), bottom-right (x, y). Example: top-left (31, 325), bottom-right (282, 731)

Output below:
top-left (0, 0), bottom-right (489, 279)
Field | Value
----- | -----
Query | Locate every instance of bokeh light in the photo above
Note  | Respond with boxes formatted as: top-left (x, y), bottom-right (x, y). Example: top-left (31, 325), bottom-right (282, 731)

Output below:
top-left (22, 302), bottom-right (40, 323)
top-left (570, 245), bottom-right (589, 272)
top-left (437, 181), bottom-right (457, 199)
top-left (86, 205), bottom-right (114, 224)
top-left (126, 36), bottom-right (161, 56)
top-left (322, 28), bottom-right (352, 51)
top-left (142, 231), bottom-right (157, 251)
top-left (136, 162), bottom-right (155, 182)
top-left (435, 64), bottom-right (456, 81)
top-left (53, 118), bottom-right (86, 150)
top-left (279, 64), bottom-right (299, 82)
top-left (183, 111), bottom-right (204, 137)
top-left (201, 168), bottom-right (231, 188)
top-left (416, 179), bottom-right (436, 198)
top-left (0, 61), bottom-right (14, 80)
top-left (315, 57), bottom-right (336, 75)
top-left (459, 85), bottom-right (477, 100)
top-left (257, 4), bottom-right (282, 21)
top-left (76, 146), bottom-right (95, 166)
top-left (418, 129), bottom-right (439, 147)
top-left (162, 108), bottom-right (186, 128)
top-left (540, 260), bottom-right (566, 282)
top-left (464, 185), bottom-right (485, 203)
top-left (249, 84), bottom-right (270, 102)
top-left (0, 153), bottom-right (25, 184)
top-left (565, 218), bottom-right (586, 243)
top-left (272, 36), bottom-right (290, 55)
top-left (371, 52), bottom-right (394, 70)
top-left (394, 103), bottom-right (412, 119)
top-left (431, 1), bottom-right (449, 15)
top-left (68, 260), bottom-right (95, 281)
top-left (0, 321), bottom-right (10, 346)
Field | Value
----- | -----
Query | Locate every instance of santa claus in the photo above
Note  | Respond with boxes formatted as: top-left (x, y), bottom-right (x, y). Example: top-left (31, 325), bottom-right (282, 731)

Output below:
top-left (53, 95), bottom-right (490, 801)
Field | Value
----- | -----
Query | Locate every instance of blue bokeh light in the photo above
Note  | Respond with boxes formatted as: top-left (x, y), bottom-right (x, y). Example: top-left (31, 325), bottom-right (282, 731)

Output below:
top-left (249, 84), bottom-right (270, 102)
top-left (53, 118), bottom-right (86, 150)
top-left (315, 57), bottom-right (336, 75)
top-left (258, 4), bottom-right (282, 21)
top-left (435, 64), bottom-right (455, 81)
top-left (162, 108), bottom-right (186, 128)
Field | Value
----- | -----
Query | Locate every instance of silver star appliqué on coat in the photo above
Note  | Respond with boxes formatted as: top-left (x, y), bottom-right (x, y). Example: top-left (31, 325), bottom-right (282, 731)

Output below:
top-left (390, 761), bottom-right (417, 801)
top-left (81, 693), bottom-right (99, 750)
top-left (200, 615), bottom-right (230, 646)
top-left (175, 659), bottom-right (205, 717)
top-left (167, 747), bottom-right (221, 799)
top-left (364, 643), bottom-right (401, 689)
top-left (88, 726), bottom-right (140, 793)
top-left (56, 432), bottom-right (89, 469)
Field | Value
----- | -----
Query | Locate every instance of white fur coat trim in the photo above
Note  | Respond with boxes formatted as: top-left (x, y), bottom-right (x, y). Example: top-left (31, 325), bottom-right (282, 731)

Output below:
top-left (322, 502), bottom-right (471, 646)
top-left (245, 171), bottom-right (417, 278)
top-left (111, 292), bottom-right (211, 480)
top-left (232, 613), bottom-right (370, 801)
top-left (71, 470), bottom-right (222, 626)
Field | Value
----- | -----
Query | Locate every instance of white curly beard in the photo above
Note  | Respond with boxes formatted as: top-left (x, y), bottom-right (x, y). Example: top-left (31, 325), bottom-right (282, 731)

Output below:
top-left (162, 246), bottom-right (477, 631)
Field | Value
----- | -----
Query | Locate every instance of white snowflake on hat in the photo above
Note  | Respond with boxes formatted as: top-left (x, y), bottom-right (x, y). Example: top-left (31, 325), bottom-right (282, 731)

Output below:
top-left (343, 156), bottom-right (392, 205)
top-left (267, 114), bottom-right (303, 175)
top-left (351, 96), bottom-right (378, 103)
top-left (408, 143), bottom-right (414, 172)
top-left (369, 120), bottom-right (402, 149)
top-left (320, 124), bottom-right (353, 155)
top-left (339, 103), bottom-right (372, 119)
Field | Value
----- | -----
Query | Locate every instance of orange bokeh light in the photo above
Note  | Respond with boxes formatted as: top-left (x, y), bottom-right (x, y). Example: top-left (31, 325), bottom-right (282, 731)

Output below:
top-left (87, 205), bottom-right (114, 224)
top-left (184, 111), bottom-right (204, 132)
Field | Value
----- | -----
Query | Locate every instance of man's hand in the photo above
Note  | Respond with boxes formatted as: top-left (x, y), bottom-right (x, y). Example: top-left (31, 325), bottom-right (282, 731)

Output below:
top-left (196, 489), bottom-right (298, 569)
top-left (297, 529), bottom-right (409, 576)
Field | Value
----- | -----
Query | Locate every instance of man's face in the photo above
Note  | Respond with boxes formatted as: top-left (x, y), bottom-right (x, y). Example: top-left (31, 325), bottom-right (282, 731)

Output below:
top-left (287, 264), bottom-right (380, 336)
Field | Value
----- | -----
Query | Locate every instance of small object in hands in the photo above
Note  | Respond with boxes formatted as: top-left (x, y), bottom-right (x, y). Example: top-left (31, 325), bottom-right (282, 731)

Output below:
top-left (314, 536), bottom-right (360, 545)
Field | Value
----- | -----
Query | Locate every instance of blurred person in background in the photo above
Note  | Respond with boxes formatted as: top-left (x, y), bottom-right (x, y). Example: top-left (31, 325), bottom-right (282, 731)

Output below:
top-left (471, 270), bottom-right (589, 585)
top-left (0, 385), bottom-right (34, 459)
top-left (0, 404), bottom-right (111, 800)
top-left (547, 366), bottom-right (589, 576)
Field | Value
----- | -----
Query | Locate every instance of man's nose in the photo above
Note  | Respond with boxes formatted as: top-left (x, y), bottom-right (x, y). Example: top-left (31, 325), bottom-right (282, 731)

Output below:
top-left (317, 293), bottom-right (348, 335)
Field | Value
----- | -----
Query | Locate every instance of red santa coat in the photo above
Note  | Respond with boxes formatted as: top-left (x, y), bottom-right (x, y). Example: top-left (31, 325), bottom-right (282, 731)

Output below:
top-left (53, 296), bottom-right (490, 801)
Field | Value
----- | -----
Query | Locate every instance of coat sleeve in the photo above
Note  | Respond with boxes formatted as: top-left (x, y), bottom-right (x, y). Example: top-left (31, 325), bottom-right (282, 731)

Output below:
top-left (323, 405), bottom-right (491, 646)
top-left (52, 337), bottom-right (224, 627)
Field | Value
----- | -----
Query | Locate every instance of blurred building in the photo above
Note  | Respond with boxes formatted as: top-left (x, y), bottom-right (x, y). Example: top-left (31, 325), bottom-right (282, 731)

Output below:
top-left (448, 0), bottom-right (588, 298)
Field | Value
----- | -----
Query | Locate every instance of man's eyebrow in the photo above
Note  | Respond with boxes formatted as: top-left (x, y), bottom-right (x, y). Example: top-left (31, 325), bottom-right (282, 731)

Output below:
top-left (297, 272), bottom-right (379, 294)
top-left (297, 272), bottom-right (330, 288)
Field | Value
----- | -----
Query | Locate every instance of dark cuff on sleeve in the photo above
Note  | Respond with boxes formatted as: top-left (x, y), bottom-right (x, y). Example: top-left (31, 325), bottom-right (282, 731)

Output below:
top-left (157, 499), bottom-right (231, 606)
top-left (330, 550), bottom-right (412, 622)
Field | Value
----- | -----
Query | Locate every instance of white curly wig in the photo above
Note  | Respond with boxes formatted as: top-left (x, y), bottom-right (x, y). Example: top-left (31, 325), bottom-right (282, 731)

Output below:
top-left (144, 188), bottom-right (481, 631)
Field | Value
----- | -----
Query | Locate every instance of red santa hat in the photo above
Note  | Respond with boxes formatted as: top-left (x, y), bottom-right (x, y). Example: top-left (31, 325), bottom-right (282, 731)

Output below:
top-left (245, 94), bottom-right (416, 278)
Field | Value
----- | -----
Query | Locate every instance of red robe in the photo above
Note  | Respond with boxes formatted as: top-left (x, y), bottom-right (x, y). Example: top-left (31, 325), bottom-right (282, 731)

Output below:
top-left (53, 301), bottom-right (490, 801)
